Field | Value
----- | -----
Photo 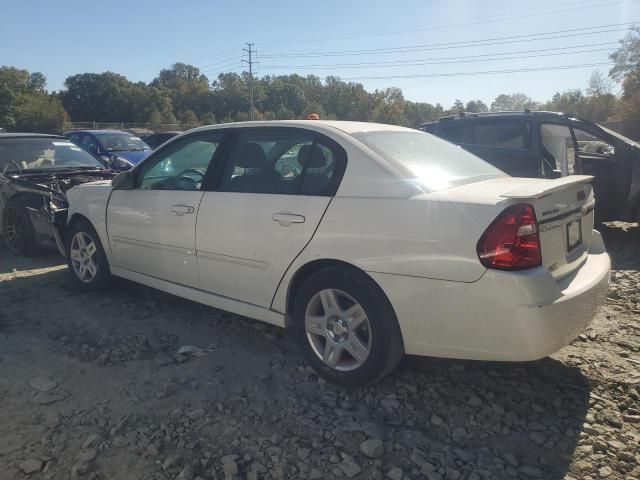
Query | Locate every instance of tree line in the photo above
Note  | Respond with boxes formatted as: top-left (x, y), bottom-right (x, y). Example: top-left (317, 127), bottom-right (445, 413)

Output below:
top-left (2, 26), bottom-right (640, 133)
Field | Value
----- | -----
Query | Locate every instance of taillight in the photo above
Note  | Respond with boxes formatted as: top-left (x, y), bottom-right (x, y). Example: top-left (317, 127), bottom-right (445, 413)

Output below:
top-left (477, 203), bottom-right (542, 270)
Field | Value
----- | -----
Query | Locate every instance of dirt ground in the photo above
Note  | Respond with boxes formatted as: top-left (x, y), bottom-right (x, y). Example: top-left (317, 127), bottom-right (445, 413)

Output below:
top-left (0, 224), bottom-right (638, 480)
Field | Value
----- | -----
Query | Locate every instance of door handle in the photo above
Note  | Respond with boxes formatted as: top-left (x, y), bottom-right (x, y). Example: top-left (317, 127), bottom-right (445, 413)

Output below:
top-left (272, 213), bottom-right (305, 226)
top-left (171, 204), bottom-right (195, 216)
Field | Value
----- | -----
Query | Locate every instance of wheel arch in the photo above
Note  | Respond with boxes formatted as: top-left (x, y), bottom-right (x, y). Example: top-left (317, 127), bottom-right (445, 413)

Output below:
top-left (283, 258), bottom-right (398, 331)
top-left (68, 212), bottom-right (93, 228)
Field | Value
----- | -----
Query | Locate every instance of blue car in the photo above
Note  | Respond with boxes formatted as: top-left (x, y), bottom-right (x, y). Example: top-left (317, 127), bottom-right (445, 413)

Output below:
top-left (65, 130), bottom-right (151, 171)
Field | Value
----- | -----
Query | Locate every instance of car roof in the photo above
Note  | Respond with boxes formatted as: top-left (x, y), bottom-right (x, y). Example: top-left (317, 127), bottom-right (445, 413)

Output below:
top-left (66, 129), bottom-right (130, 135)
top-left (420, 110), bottom-right (580, 127)
top-left (0, 133), bottom-right (65, 140)
top-left (189, 120), bottom-right (415, 136)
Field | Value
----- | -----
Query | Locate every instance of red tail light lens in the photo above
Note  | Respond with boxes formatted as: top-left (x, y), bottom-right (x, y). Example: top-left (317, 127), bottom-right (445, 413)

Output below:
top-left (477, 203), bottom-right (542, 270)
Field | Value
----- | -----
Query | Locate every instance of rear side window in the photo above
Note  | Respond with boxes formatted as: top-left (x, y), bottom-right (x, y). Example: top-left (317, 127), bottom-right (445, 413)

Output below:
top-left (474, 120), bottom-right (530, 149)
top-left (218, 129), bottom-right (345, 196)
top-left (355, 130), bottom-right (505, 192)
top-left (439, 123), bottom-right (474, 144)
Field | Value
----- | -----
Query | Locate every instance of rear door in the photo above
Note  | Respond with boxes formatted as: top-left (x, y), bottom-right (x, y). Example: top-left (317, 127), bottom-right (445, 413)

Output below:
top-left (107, 131), bottom-right (225, 288)
top-left (196, 127), bottom-right (346, 307)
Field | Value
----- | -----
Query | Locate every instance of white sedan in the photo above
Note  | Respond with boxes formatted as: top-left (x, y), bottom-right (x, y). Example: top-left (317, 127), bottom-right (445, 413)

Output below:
top-left (63, 121), bottom-right (611, 386)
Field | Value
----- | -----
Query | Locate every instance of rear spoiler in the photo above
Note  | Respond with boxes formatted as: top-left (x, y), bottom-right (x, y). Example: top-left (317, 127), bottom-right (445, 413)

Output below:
top-left (500, 175), bottom-right (594, 199)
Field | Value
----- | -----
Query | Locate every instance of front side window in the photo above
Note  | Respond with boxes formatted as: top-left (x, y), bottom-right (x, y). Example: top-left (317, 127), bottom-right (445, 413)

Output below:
top-left (355, 130), bottom-right (504, 192)
top-left (474, 120), bottom-right (530, 149)
top-left (573, 127), bottom-right (615, 155)
top-left (218, 129), bottom-right (342, 195)
top-left (80, 134), bottom-right (100, 155)
top-left (137, 133), bottom-right (223, 191)
top-left (540, 123), bottom-right (576, 175)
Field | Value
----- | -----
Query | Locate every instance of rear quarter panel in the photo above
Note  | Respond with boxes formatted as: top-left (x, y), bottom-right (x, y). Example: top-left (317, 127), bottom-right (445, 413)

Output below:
top-left (271, 194), bottom-right (500, 313)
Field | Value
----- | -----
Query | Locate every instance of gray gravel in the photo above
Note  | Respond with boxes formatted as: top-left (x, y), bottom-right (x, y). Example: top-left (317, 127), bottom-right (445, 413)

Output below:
top-left (0, 223), bottom-right (638, 479)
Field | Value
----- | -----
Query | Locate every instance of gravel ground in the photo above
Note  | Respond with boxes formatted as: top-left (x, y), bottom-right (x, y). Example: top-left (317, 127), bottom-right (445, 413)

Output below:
top-left (0, 224), bottom-right (638, 480)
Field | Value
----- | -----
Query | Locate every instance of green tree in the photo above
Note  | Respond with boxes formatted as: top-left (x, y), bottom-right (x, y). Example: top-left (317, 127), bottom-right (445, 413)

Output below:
top-left (179, 109), bottom-right (199, 125)
top-left (371, 87), bottom-right (406, 125)
top-left (405, 101), bottom-right (444, 127)
top-left (465, 99), bottom-right (488, 113)
top-left (152, 63), bottom-right (211, 121)
top-left (490, 93), bottom-right (537, 112)
top-left (610, 26), bottom-right (640, 98)
top-left (451, 99), bottom-right (465, 114)
top-left (0, 67), bottom-right (67, 132)
top-left (14, 93), bottom-right (67, 133)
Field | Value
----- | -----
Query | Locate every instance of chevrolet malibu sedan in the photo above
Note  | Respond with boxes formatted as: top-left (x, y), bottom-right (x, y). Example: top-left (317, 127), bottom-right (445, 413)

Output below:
top-left (61, 121), bottom-right (610, 386)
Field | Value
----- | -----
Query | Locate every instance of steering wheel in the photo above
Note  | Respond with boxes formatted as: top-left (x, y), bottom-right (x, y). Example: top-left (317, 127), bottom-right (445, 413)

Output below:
top-left (175, 168), bottom-right (206, 189)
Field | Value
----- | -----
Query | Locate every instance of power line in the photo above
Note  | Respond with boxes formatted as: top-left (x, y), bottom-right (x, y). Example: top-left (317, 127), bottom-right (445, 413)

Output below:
top-left (259, 22), bottom-right (636, 58)
top-left (259, 0), bottom-right (638, 46)
top-left (259, 44), bottom-right (618, 70)
top-left (339, 62), bottom-right (612, 81)
top-left (200, 55), bottom-right (243, 69)
top-left (201, 60), bottom-right (242, 74)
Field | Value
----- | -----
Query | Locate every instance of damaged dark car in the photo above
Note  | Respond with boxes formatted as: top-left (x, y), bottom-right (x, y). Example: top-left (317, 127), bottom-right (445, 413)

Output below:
top-left (0, 134), bottom-right (116, 255)
top-left (421, 111), bottom-right (640, 222)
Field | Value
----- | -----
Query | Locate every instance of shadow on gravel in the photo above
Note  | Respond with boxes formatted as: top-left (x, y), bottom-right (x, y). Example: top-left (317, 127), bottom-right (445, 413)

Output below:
top-left (0, 241), bottom-right (64, 274)
top-left (387, 356), bottom-right (591, 479)
top-left (598, 222), bottom-right (640, 270)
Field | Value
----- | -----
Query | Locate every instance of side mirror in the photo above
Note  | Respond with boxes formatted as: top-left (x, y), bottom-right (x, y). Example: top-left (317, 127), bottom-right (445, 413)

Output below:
top-left (112, 171), bottom-right (135, 190)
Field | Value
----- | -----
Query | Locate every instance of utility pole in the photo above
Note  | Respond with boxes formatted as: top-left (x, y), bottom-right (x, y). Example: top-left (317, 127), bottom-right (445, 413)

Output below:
top-left (242, 43), bottom-right (256, 120)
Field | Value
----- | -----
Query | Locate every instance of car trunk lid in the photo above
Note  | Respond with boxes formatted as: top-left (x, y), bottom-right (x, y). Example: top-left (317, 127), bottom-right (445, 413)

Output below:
top-left (428, 175), bottom-right (595, 279)
top-left (499, 175), bottom-right (595, 278)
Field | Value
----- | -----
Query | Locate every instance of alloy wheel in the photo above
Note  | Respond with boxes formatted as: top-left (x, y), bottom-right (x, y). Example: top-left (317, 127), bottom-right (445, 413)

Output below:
top-left (2, 207), bottom-right (27, 252)
top-left (70, 232), bottom-right (99, 283)
top-left (305, 288), bottom-right (372, 371)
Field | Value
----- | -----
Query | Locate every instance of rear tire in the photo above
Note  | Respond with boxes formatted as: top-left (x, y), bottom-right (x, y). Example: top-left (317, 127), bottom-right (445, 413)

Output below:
top-left (293, 267), bottom-right (404, 387)
top-left (1, 199), bottom-right (37, 256)
top-left (66, 218), bottom-right (112, 291)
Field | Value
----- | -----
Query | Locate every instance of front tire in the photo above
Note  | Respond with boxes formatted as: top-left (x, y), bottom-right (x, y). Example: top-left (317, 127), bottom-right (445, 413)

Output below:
top-left (1, 199), bottom-right (37, 256)
top-left (293, 267), bottom-right (404, 387)
top-left (66, 219), bottom-right (112, 291)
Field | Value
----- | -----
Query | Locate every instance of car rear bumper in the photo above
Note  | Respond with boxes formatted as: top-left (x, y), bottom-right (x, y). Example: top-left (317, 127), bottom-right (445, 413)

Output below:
top-left (369, 230), bottom-right (610, 361)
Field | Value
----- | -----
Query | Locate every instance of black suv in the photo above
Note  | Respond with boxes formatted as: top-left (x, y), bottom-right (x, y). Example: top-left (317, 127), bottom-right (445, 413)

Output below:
top-left (421, 111), bottom-right (640, 222)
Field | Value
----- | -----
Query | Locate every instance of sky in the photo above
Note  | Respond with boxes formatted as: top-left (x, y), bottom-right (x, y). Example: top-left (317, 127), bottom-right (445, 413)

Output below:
top-left (2, 0), bottom-right (640, 108)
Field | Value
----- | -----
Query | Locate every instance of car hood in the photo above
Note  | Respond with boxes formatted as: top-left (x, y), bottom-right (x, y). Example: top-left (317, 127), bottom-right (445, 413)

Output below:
top-left (115, 150), bottom-right (151, 164)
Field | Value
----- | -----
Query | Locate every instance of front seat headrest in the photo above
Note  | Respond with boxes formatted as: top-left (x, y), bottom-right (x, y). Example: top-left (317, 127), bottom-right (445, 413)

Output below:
top-left (233, 142), bottom-right (266, 168)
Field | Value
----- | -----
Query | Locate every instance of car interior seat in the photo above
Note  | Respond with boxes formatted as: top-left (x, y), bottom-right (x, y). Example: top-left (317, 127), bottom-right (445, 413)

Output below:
top-left (228, 142), bottom-right (280, 193)
top-left (297, 144), bottom-right (331, 194)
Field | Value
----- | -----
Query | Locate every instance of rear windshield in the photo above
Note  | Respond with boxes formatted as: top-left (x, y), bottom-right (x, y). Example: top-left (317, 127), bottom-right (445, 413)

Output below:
top-left (95, 133), bottom-right (149, 152)
top-left (0, 138), bottom-right (104, 173)
top-left (354, 130), bottom-right (505, 192)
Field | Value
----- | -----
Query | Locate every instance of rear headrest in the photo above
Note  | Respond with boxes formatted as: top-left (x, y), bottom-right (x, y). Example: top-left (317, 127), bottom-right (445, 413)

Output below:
top-left (234, 142), bottom-right (266, 168)
top-left (298, 144), bottom-right (327, 168)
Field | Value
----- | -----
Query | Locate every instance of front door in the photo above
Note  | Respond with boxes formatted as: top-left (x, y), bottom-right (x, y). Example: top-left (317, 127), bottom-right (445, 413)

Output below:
top-left (196, 127), bottom-right (346, 307)
top-left (107, 131), bottom-right (225, 288)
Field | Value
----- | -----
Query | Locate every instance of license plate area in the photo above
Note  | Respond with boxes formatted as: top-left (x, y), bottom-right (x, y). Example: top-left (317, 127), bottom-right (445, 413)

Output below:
top-left (566, 218), bottom-right (582, 252)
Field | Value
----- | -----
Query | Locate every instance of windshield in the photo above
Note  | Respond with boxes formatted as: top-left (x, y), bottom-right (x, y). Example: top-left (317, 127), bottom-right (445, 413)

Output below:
top-left (95, 133), bottom-right (149, 152)
top-left (354, 130), bottom-right (505, 192)
top-left (0, 138), bottom-right (104, 173)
